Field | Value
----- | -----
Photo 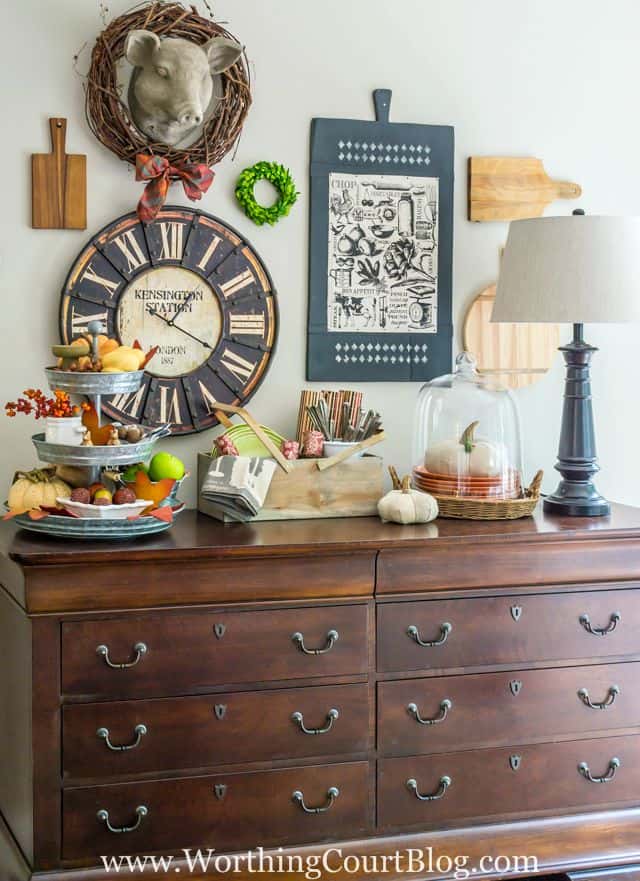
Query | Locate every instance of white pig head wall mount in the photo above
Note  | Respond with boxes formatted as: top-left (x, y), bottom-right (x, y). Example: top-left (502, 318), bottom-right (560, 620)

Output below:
top-left (125, 30), bottom-right (243, 147)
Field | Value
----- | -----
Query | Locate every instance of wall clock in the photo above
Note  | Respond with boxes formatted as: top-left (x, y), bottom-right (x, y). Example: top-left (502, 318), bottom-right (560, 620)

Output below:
top-left (59, 207), bottom-right (278, 435)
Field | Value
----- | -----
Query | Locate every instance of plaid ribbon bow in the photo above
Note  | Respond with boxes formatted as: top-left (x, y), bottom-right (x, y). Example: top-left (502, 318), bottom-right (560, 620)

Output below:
top-left (135, 154), bottom-right (215, 223)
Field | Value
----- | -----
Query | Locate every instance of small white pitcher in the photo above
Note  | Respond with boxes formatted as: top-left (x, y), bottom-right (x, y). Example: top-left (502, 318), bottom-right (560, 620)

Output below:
top-left (45, 415), bottom-right (85, 446)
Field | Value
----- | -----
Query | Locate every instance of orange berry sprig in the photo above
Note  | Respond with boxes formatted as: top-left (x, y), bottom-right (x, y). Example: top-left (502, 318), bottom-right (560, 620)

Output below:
top-left (4, 389), bottom-right (80, 420)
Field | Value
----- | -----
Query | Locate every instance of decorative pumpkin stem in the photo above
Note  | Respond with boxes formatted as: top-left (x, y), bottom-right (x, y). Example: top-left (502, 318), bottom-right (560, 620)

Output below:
top-left (459, 421), bottom-right (479, 453)
top-left (15, 467), bottom-right (56, 484)
top-left (388, 465), bottom-right (402, 491)
top-left (401, 475), bottom-right (411, 493)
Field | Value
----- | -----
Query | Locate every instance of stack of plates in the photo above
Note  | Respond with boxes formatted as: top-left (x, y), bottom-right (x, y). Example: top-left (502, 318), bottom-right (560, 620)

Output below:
top-left (413, 466), bottom-right (522, 499)
top-left (211, 424), bottom-right (286, 458)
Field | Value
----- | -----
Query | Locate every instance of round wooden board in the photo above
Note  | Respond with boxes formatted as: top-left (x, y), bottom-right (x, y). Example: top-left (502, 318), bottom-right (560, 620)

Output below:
top-left (463, 284), bottom-right (560, 389)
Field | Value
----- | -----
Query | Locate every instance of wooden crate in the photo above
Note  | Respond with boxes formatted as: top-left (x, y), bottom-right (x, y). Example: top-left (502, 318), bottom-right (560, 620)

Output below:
top-left (198, 453), bottom-right (383, 522)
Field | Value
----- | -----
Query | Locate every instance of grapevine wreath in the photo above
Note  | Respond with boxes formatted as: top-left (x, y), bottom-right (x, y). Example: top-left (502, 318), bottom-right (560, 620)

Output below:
top-left (84, 1), bottom-right (251, 218)
top-left (235, 161), bottom-right (299, 226)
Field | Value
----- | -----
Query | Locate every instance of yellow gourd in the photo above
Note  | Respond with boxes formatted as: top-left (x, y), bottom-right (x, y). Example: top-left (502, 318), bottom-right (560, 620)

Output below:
top-left (7, 468), bottom-right (71, 512)
top-left (101, 346), bottom-right (146, 373)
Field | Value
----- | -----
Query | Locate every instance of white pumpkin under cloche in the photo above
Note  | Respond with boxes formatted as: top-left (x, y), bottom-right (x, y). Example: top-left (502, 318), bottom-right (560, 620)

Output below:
top-left (378, 475), bottom-right (438, 525)
top-left (413, 352), bottom-right (524, 500)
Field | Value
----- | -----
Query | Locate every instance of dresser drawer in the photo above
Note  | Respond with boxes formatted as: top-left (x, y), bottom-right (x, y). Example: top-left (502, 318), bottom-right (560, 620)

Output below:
top-left (63, 683), bottom-right (371, 781)
top-left (378, 734), bottom-right (640, 829)
top-left (62, 605), bottom-right (368, 698)
top-left (379, 662), bottom-right (640, 756)
top-left (63, 761), bottom-right (370, 860)
top-left (378, 589), bottom-right (640, 673)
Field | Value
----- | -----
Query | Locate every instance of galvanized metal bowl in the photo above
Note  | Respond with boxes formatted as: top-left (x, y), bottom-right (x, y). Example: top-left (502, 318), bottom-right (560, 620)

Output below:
top-left (44, 368), bottom-right (145, 396)
top-left (32, 433), bottom-right (158, 467)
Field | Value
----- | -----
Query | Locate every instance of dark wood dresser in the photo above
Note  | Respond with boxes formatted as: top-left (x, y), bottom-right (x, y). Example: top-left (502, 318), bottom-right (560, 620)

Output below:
top-left (3, 506), bottom-right (640, 881)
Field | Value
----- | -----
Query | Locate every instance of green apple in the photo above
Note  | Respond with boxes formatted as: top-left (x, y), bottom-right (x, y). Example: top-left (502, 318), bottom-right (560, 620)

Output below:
top-left (149, 452), bottom-right (185, 482)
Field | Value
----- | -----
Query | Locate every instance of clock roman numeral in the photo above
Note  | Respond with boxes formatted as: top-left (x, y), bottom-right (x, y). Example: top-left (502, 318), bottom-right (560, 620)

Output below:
top-left (159, 384), bottom-right (183, 424)
top-left (71, 306), bottom-right (109, 333)
top-left (83, 264), bottom-right (120, 295)
top-left (109, 385), bottom-right (147, 420)
top-left (196, 235), bottom-right (222, 272)
top-left (113, 230), bottom-right (147, 273)
top-left (198, 380), bottom-right (220, 414)
top-left (229, 313), bottom-right (266, 337)
top-left (220, 348), bottom-right (256, 383)
top-left (159, 222), bottom-right (185, 261)
top-left (220, 269), bottom-right (254, 299)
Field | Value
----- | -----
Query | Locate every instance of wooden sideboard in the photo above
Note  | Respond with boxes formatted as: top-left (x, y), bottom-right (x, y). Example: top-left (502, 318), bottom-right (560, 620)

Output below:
top-left (3, 506), bottom-right (640, 881)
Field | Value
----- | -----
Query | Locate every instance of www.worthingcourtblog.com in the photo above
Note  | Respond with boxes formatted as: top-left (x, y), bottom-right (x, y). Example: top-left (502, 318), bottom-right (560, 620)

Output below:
top-left (101, 847), bottom-right (539, 879)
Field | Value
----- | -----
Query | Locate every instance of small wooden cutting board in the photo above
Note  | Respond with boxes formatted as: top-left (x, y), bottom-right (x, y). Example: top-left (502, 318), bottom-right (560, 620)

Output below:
top-left (468, 156), bottom-right (581, 222)
top-left (32, 118), bottom-right (86, 229)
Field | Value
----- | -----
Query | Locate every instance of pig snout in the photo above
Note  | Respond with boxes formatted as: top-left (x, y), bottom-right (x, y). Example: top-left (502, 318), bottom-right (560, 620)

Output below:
top-left (176, 105), bottom-right (203, 126)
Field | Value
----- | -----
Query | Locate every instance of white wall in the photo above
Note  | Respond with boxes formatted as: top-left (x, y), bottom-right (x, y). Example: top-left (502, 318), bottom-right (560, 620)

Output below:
top-left (2, 0), bottom-right (639, 508)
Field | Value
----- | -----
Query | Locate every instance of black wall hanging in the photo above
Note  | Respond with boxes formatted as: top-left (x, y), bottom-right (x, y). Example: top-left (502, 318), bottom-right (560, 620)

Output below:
top-left (307, 89), bottom-right (454, 381)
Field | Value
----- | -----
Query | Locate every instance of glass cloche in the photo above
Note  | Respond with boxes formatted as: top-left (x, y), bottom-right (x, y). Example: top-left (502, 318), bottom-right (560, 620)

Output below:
top-left (413, 353), bottom-right (523, 499)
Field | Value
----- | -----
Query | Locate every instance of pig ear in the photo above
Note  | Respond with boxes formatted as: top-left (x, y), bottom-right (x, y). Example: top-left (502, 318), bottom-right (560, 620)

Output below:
top-left (205, 37), bottom-right (243, 74)
top-left (125, 29), bottom-right (161, 67)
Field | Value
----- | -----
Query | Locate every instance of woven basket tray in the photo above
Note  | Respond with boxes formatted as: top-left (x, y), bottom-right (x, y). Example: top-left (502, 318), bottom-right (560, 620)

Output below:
top-left (430, 470), bottom-right (543, 520)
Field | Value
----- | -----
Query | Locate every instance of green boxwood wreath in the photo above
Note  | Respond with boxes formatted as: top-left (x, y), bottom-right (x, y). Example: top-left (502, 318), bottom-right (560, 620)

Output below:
top-left (235, 162), bottom-right (298, 226)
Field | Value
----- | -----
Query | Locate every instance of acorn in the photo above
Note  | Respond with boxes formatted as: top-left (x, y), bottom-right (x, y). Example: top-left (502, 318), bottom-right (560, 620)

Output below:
top-left (70, 487), bottom-right (91, 504)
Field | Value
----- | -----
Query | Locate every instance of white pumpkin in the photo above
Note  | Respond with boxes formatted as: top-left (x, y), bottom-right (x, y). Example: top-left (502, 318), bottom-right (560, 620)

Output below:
top-left (424, 421), bottom-right (508, 477)
top-left (7, 468), bottom-right (71, 512)
top-left (378, 476), bottom-right (438, 525)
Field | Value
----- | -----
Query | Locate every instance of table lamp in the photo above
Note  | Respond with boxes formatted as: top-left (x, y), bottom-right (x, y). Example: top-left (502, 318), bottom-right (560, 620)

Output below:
top-left (492, 211), bottom-right (640, 517)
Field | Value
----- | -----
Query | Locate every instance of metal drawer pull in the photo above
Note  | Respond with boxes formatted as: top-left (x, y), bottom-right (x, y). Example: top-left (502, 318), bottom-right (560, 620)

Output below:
top-left (96, 642), bottom-right (148, 669)
top-left (291, 629), bottom-right (339, 655)
top-left (406, 775), bottom-right (452, 801)
top-left (96, 805), bottom-right (148, 833)
top-left (579, 612), bottom-right (621, 636)
top-left (407, 699), bottom-right (452, 726)
top-left (292, 708), bottom-right (339, 735)
top-left (292, 786), bottom-right (340, 813)
top-left (578, 757), bottom-right (621, 783)
top-left (578, 685), bottom-right (620, 710)
top-left (407, 622), bottom-right (452, 647)
top-left (97, 724), bottom-right (148, 751)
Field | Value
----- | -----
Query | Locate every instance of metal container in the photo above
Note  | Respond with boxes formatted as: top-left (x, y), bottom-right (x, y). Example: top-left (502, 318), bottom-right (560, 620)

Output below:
top-left (10, 507), bottom-right (183, 540)
top-left (32, 433), bottom-right (157, 467)
top-left (44, 368), bottom-right (145, 396)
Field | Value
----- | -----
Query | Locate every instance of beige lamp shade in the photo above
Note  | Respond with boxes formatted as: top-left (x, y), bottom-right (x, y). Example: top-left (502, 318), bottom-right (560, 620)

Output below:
top-left (492, 215), bottom-right (640, 324)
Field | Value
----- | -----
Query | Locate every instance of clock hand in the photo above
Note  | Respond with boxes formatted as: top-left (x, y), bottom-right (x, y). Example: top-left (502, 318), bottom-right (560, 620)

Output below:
top-left (169, 291), bottom-right (196, 325)
top-left (170, 322), bottom-right (213, 349)
top-left (146, 306), bottom-right (212, 349)
top-left (146, 306), bottom-right (173, 326)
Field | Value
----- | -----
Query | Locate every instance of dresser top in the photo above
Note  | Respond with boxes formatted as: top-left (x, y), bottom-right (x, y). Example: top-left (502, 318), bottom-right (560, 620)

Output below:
top-left (3, 504), bottom-right (640, 567)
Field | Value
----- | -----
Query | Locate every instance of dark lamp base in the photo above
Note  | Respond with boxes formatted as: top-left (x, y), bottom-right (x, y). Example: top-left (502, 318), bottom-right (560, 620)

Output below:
top-left (546, 323), bottom-right (611, 518)
top-left (543, 492), bottom-right (610, 518)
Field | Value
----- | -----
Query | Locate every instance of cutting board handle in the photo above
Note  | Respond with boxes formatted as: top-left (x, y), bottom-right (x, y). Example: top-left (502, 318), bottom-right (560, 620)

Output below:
top-left (49, 118), bottom-right (67, 156)
top-left (373, 89), bottom-right (392, 124)
top-left (554, 180), bottom-right (582, 199)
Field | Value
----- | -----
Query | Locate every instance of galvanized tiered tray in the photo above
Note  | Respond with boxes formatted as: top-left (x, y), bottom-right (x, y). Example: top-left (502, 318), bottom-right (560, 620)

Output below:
top-left (15, 355), bottom-right (182, 540)
top-left (9, 506), bottom-right (184, 540)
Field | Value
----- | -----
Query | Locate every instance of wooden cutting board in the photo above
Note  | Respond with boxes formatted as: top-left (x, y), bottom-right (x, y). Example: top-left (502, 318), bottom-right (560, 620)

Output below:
top-left (463, 283), bottom-right (560, 389)
top-left (32, 118), bottom-right (86, 229)
top-left (468, 156), bottom-right (581, 222)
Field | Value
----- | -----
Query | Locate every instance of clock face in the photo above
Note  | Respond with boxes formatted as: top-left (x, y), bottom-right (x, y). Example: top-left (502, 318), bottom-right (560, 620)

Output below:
top-left (59, 207), bottom-right (278, 435)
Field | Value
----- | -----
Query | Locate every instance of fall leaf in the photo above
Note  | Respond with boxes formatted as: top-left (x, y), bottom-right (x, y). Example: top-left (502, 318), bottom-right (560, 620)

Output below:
top-left (132, 470), bottom-right (176, 512)
top-left (150, 506), bottom-right (173, 523)
top-left (28, 509), bottom-right (49, 520)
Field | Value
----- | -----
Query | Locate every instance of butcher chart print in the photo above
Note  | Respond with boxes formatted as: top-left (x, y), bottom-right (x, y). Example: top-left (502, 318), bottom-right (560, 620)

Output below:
top-left (327, 173), bottom-right (439, 334)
